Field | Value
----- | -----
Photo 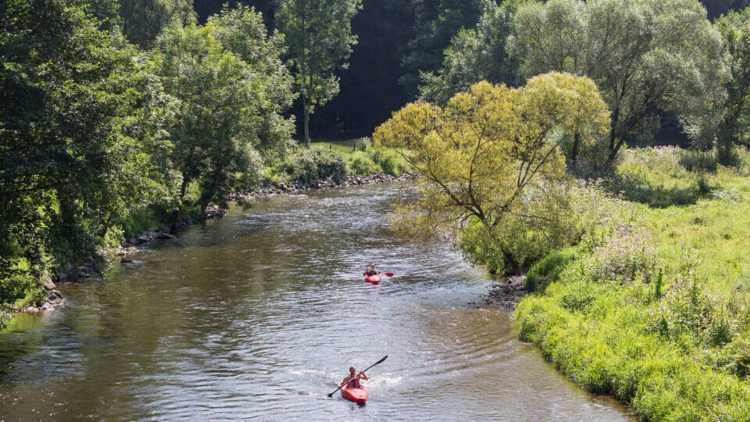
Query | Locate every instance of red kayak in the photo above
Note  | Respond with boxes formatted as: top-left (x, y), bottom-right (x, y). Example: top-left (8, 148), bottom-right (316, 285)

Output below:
top-left (364, 273), bottom-right (381, 284)
top-left (341, 385), bottom-right (368, 405)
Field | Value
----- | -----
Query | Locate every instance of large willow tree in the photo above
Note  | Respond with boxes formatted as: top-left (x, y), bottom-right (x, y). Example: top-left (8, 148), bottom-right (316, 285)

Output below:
top-left (375, 73), bottom-right (610, 271)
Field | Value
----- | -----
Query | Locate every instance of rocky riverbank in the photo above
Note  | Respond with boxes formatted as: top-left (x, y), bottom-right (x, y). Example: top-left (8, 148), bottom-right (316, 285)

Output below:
top-left (480, 276), bottom-right (527, 311)
top-left (232, 172), bottom-right (416, 202)
top-left (19, 172), bottom-right (415, 316)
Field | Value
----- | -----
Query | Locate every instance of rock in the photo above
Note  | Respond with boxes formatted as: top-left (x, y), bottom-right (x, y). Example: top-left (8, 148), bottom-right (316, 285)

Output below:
top-left (157, 232), bottom-right (176, 240)
top-left (41, 272), bottom-right (56, 291)
top-left (121, 259), bottom-right (144, 267)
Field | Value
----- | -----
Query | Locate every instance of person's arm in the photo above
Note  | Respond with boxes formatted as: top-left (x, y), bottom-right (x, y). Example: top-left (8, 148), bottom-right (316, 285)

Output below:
top-left (340, 376), bottom-right (350, 388)
top-left (358, 372), bottom-right (369, 381)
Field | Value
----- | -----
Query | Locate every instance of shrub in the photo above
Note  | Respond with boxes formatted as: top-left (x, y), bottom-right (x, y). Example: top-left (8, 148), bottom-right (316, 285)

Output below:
top-left (711, 336), bottom-right (750, 379)
top-left (349, 152), bottom-right (381, 176)
top-left (679, 149), bottom-right (718, 173)
top-left (583, 225), bottom-right (657, 285)
top-left (352, 137), bottom-right (371, 152)
top-left (276, 149), bottom-right (348, 184)
top-left (368, 148), bottom-right (408, 176)
top-left (612, 147), bottom-right (710, 207)
top-left (0, 259), bottom-right (44, 310)
top-left (526, 248), bottom-right (577, 292)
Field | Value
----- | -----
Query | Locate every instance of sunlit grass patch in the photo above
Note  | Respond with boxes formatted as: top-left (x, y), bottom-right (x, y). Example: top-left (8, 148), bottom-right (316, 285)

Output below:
top-left (516, 147), bottom-right (750, 420)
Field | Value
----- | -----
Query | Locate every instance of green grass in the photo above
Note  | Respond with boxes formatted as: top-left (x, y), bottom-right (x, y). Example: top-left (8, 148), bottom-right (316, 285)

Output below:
top-left (271, 138), bottom-right (410, 183)
top-left (516, 147), bottom-right (750, 420)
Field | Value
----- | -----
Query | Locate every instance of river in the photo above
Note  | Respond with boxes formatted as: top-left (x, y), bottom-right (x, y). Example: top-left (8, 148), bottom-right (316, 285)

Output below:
top-left (0, 183), bottom-right (631, 421)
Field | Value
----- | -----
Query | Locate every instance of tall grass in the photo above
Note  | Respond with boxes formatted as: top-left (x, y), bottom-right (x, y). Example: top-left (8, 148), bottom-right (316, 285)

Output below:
top-left (516, 147), bottom-right (750, 420)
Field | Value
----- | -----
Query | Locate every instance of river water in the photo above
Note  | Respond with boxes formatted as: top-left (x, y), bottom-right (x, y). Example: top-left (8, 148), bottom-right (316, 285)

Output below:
top-left (0, 184), bottom-right (631, 421)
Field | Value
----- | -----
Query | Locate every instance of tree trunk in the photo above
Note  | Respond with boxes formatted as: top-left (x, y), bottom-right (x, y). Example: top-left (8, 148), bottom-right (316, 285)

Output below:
top-left (303, 100), bottom-right (311, 148)
top-left (570, 132), bottom-right (580, 171)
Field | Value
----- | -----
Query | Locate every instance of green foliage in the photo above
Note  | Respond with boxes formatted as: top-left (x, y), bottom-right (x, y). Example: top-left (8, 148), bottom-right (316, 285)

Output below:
top-left (349, 152), bottom-right (381, 176)
top-left (376, 75), bottom-right (610, 274)
top-left (526, 248), bottom-right (576, 292)
top-left (367, 148), bottom-right (408, 176)
top-left (715, 6), bottom-right (750, 165)
top-left (419, 0), bottom-right (521, 103)
top-left (275, 149), bottom-right (349, 184)
top-left (153, 7), bottom-right (294, 213)
top-left (276, 0), bottom-right (363, 145)
top-left (118, 0), bottom-right (195, 48)
top-left (511, 0), bottom-right (727, 161)
top-left (0, 260), bottom-right (43, 309)
top-left (516, 147), bottom-right (750, 420)
top-left (1, 0), bottom-right (169, 277)
top-left (582, 225), bottom-right (657, 285)
top-left (209, 5), bottom-right (296, 162)
top-left (400, 0), bottom-right (484, 97)
top-left (612, 147), bottom-right (713, 207)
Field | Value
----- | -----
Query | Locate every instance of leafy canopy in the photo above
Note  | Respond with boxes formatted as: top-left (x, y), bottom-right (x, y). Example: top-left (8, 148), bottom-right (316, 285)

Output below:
top-left (715, 6), bottom-right (750, 163)
top-left (276, 0), bottom-right (362, 145)
top-left (374, 73), bottom-right (610, 235)
top-left (510, 0), bottom-right (727, 160)
top-left (153, 6), bottom-right (294, 212)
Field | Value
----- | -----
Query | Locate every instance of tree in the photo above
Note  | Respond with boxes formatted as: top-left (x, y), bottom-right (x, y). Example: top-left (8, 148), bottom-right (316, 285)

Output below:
top-left (511, 0), bottom-right (728, 162)
top-left (419, 0), bottom-right (521, 104)
top-left (0, 0), bottom-right (168, 278)
top-left (154, 10), bottom-right (294, 213)
top-left (209, 5), bottom-right (296, 161)
top-left (399, 0), bottom-right (484, 98)
top-left (715, 7), bottom-right (750, 163)
top-left (118, 0), bottom-right (195, 48)
top-left (374, 73), bottom-right (610, 272)
top-left (276, 0), bottom-right (363, 146)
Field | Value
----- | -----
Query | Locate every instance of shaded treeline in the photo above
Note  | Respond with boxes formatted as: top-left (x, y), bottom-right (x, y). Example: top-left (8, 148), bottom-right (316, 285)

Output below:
top-left (192, 0), bottom-right (750, 138)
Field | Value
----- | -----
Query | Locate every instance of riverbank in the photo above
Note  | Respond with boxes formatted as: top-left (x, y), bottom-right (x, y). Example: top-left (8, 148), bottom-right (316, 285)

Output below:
top-left (512, 148), bottom-right (750, 420)
top-left (3, 170), bottom-right (416, 324)
top-left (0, 179), bottom-right (632, 421)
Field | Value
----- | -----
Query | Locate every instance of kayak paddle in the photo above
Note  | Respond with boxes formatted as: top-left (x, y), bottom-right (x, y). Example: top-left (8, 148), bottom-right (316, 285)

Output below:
top-left (327, 355), bottom-right (388, 398)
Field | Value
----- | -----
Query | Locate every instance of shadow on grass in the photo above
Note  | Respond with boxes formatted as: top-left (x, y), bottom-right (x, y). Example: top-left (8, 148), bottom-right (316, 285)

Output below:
top-left (605, 175), bottom-right (713, 208)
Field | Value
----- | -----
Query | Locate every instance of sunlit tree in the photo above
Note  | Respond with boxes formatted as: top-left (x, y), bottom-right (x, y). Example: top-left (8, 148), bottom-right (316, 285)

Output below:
top-left (374, 73), bottom-right (610, 248)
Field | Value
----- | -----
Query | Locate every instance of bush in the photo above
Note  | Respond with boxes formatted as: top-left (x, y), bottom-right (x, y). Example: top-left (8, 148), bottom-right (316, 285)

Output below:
top-left (711, 336), bottom-right (750, 379)
top-left (0, 259), bottom-right (44, 310)
top-left (368, 148), bottom-right (408, 176)
top-left (526, 248), bottom-right (577, 292)
top-left (612, 147), bottom-right (711, 207)
top-left (583, 225), bottom-right (657, 285)
top-left (680, 149), bottom-right (718, 173)
top-left (349, 152), bottom-right (381, 176)
top-left (352, 137), bottom-right (371, 152)
top-left (276, 149), bottom-right (348, 184)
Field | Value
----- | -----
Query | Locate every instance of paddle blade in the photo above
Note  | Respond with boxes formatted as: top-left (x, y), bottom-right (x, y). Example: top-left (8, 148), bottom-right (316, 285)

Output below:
top-left (384, 272), bottom-right (394, 277)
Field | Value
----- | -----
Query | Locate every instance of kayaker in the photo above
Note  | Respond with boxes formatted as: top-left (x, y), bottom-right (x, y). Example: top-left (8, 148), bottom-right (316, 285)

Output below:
top-left (365, 264), bottom-right (379, 277)
top-left (340, 366), bottom-right (368, 389)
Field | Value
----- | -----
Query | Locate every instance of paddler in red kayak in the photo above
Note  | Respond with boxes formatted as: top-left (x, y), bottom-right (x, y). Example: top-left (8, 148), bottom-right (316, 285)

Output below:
top-left (340, 366), bottom-right (369, 389)
top-left (364, 264), bottom-right (379, 277)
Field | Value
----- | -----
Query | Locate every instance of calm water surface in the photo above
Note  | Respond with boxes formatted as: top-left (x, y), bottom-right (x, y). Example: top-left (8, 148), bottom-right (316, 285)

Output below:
top-left (0, 184), bottom-right (632, 421)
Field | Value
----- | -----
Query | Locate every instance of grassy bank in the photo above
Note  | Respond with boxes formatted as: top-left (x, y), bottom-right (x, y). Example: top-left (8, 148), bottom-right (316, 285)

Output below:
top-left (264, 138), bottom-right (410, 186)
top-left (516, 147), bottom-right (750, 420)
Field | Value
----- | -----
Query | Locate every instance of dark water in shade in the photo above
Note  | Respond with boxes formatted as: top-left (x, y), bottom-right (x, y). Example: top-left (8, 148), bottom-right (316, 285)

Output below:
top-left (0, 184), bottom-right (632, 421)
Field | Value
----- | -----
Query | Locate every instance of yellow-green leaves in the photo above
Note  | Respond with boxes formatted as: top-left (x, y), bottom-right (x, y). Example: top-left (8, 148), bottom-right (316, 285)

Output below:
top-left (375, 72), bottom-right (610, 233)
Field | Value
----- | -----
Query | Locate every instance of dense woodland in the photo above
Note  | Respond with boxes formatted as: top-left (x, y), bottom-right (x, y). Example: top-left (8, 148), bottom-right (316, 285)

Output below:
top-left (4, 0), bottom-right (750, 419)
